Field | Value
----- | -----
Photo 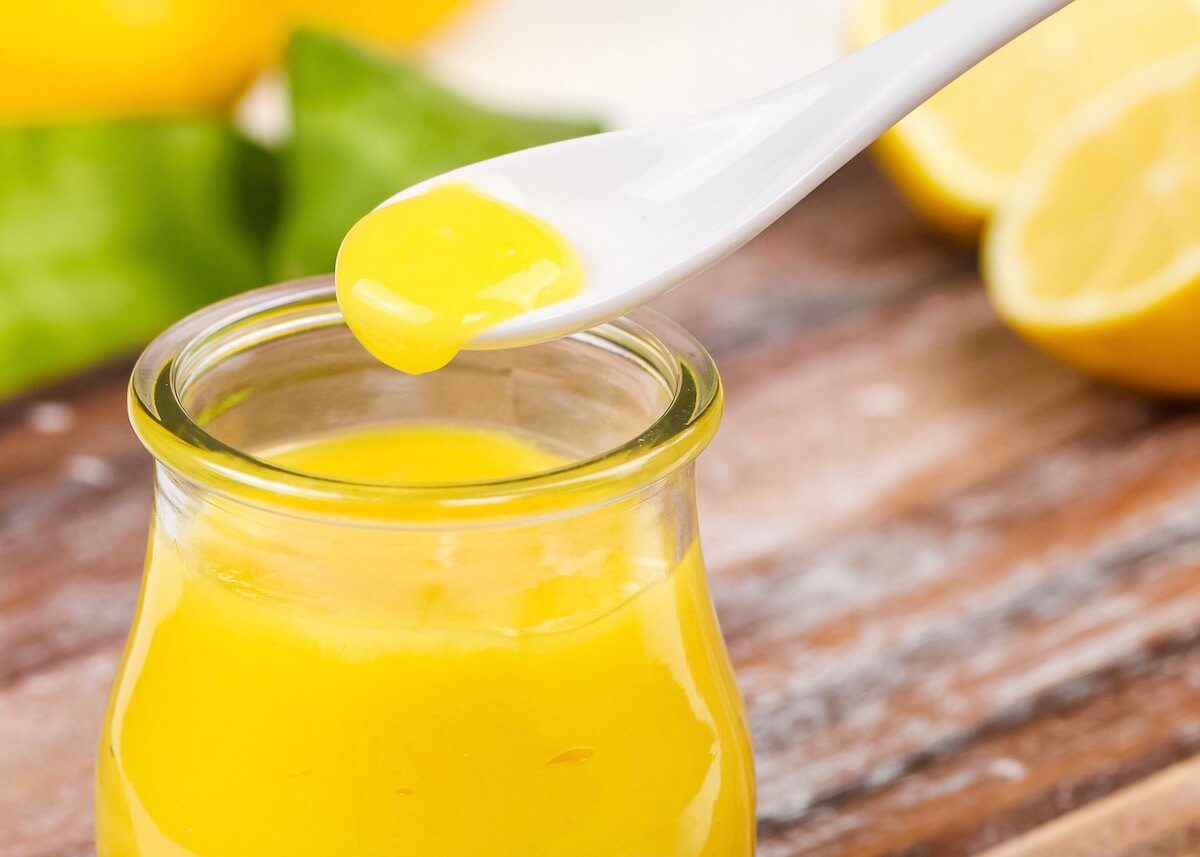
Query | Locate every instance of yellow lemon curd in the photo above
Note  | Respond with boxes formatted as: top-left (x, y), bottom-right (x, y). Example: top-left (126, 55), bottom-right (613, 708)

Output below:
top-left (335, 184), bottom-right (582, 375)
top-left (96, 425), bottom-right (756, 855)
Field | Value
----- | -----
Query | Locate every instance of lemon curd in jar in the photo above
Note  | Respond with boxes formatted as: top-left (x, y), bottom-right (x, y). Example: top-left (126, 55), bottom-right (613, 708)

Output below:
top-left (96, 283), bottom-right (755, 856)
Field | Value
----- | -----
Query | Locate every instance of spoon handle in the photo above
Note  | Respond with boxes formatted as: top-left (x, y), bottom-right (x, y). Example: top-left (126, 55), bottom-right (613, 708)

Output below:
top-left (729, 0), bottom-right (1076, 217)
top-left (827, 0), bottom-right (1077, 122)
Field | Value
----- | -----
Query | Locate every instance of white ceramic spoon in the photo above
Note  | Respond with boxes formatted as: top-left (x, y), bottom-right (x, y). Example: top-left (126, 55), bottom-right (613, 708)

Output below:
top-left (377, 0), bottom-right (1075, 348)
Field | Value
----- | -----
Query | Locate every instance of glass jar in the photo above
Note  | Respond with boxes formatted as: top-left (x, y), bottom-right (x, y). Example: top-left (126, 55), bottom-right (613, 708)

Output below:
top-left (96, 278), bottom-right (755, 856)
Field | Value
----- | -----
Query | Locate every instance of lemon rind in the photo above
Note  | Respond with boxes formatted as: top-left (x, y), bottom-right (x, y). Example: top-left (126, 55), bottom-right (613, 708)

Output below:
top-left (888, 115), bottom-right (1009, 209)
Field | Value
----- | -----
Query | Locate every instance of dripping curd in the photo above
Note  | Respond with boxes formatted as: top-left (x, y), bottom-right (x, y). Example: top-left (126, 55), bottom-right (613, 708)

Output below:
top-left (335, 183), bottom-right (582, 374)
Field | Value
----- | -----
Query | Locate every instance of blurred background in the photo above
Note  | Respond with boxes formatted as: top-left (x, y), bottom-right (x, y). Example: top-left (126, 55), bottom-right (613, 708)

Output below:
top-left (0, 0), bottom-right (844, 398)
top-left (8, 2), bottom-right (1200, 855)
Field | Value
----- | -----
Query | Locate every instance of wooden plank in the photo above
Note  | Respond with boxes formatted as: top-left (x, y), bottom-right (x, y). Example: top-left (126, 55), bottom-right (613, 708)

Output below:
top-left (757, 624), bottom-right (1200, 855)
top-left (0, 646), bottom-right (118, 857)
top-left (0, 364), bottom-right (150, 689)
top-left (4, 157), bottom-right (1200, 855)
top-left (980, 754), bottom-right (1200, 857)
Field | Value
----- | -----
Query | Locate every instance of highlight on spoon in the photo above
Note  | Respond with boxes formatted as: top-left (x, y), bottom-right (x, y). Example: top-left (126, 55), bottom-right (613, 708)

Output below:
top-left (334, 183), bottom-right (582, 374)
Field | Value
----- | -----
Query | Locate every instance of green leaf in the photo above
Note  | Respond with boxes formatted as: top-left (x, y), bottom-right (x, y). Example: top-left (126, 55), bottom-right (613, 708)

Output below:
top-left (0, 119), bottom-right (274, 396)
top-left (271, 29), bottom-right (601, 279)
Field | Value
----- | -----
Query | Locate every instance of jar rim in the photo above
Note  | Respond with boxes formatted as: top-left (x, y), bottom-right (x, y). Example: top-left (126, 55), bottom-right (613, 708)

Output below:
top-left (129, 277), bottom-right (722, 518)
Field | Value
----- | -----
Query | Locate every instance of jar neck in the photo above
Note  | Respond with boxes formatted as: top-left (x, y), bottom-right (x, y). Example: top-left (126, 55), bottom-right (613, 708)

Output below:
top-left (130, 280), bottom-right (722, 525)
top-left (152, 463), bottom-right (701, 635)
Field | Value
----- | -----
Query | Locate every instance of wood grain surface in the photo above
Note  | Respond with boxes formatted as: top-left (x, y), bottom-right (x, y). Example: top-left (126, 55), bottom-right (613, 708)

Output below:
top-left (4, 157), bottom-right (1200, 856)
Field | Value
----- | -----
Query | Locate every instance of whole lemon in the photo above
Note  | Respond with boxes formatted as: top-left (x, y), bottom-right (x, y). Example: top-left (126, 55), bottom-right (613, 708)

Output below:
top-left (289, 0), bottom-right (471, 44)
top-left (0, 0), bottom-right (285, 120)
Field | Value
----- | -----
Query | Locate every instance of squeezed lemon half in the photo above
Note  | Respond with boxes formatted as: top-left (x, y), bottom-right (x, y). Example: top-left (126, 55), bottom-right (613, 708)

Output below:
top-left (985, 50), bottom-right (1200, 396)
top-left (848, 0), bottom-right (1200, 235)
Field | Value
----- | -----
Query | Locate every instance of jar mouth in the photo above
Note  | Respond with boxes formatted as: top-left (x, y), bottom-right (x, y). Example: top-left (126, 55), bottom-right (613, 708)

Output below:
top-left (130, 277), bottom-right (722, 518)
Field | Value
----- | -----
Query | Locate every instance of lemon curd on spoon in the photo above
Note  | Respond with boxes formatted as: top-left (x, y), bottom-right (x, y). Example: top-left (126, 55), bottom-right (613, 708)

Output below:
top-left (335, 183), bottom-right (582, 374)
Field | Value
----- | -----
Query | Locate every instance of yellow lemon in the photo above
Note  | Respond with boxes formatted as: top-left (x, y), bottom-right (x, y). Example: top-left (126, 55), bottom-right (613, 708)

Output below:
top-left (985, 49), bottom-right (1200, 396)
top-left (0, 0), bottom-right (284, 120)
top-left (848, 0), bottom-right (1200, 236)
top-left (289, 0), bottom-right (472, 44)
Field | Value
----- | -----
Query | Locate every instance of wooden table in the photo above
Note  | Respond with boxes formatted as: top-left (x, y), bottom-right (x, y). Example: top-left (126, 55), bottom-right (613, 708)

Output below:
top-left (5, 156), bottom-right (1200, 856)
